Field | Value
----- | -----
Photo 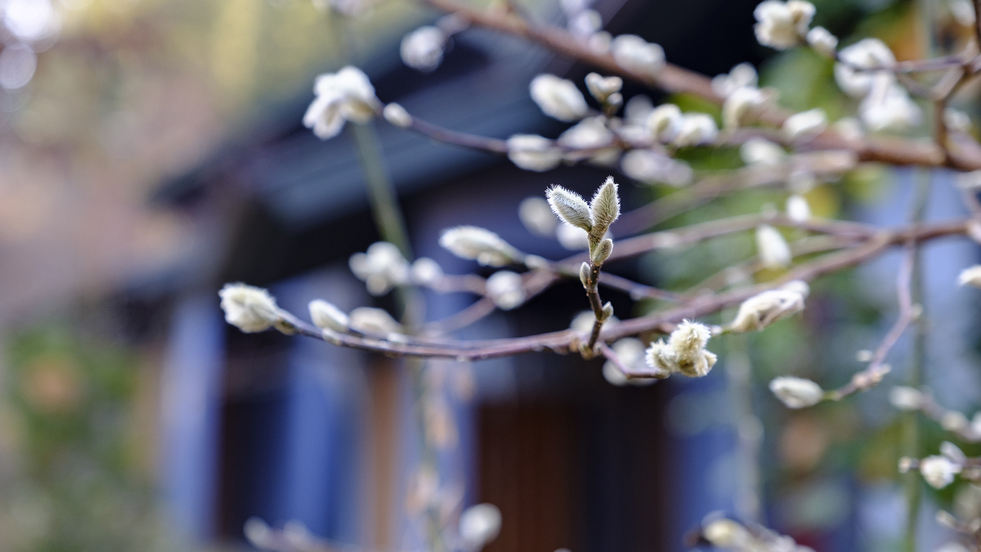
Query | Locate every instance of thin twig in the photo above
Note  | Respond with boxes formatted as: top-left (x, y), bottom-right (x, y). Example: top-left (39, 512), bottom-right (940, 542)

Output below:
top-left (827, 241), bottom-right (916, 400)
top-left (416, 0), bottom-right (979, 170)
top-left (271, 219), bottom-right (967, 360)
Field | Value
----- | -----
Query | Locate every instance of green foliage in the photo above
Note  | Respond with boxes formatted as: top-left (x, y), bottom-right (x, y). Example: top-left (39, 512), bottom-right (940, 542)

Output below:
top-left (0, 325), bottom-right (177, 552)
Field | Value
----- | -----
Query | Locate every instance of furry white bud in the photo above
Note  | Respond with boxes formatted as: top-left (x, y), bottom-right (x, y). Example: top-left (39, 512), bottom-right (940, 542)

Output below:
top-left (580, 261), bottom-right (591, 288)
top-left (610, 34), bottom-right (665, 74)
top-left (546, 185), bottom-right (593, 232)
top-left (889, 386), bottom-right (923, 410)
top-left (703, 519), bottom-right (751, 548)
top-left (920, 455), bottom-right (961, 489)
top-left (620, 150), bottom-right (693, 186)
top-left (439, 226), bottom-right (519, 267)
top-left (506, 135), bottom-right (563, 172)
top-left (782, 108), bottom-right (827, 141)
top-left (589, 176), bottom-right (620, 235)
top-left (941, 441), bottom-right (967, 464)
top-left (530, 74), bottom-right (590, 122)
top-left (806, 26), bottom-right (837, 57)
top-left (459, 504), bottom-right (502, 550)
top-left (308, 299), bottom-right (350, 332)
top-left (756, 225), bottom-right (792, 269)
top-left (645, 320), bottom-right (717, 378)
top-left (219, 283), bottom-right (282, 333)
top-left (304, 66), bottom-right (380, 140)
top-left (411, 257), bottom-right (443, 285)
top-left (672, 113), bottom-right (719, 147)
top-left (958, 265), bottom-right (981, 288)
top-left (711, 63), bottom-right (758, 97)
top-left (349, 242), bottom-right (411, 296)
top-left (383, 103), bottom-right (412, 128)
top-left (786, 194), bottom-right (811, 222)
top-left (646, 103), bottom-right (684, 142)
top-left (601, 301), bottom-right (614, 320)
top-left (486, 271), bottom-right (526, 310)
top-left (585, 73), bottom-right (623, 103)
top-left (753, 0), bottom-right (815, 49)
top-left (349, 307), bottom-right (401, 334)
top-left (728, 281), bottom-right (808, 332)
top-left (769, 376), bottom-right (824, 408)
top-left (859, 79), bottom-right (921, 132)
top-left (740, 138), bottom-right (785, 165)
top-left (591, 238), bottom-right (613, 264)
top-left (722, 87), bottom-right (771, 129)
top-left (519, 197), bottom-right (558, 237)
top-left (834, 39), bottom-right (896, 98)
top-left (400, 26), bottom-right (448, 72)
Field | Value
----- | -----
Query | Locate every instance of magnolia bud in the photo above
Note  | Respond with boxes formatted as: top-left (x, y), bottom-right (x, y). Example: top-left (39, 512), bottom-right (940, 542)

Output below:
top-left (585, 72), bottom-right (623, 102)
top-left (589, 176), bottom-right (620, 236)
top-left (591, 238), bottom-right (614, 264)
top-left (383, 103), bottom-right (413, 128)
top-left (308, 299), bottom-right (350, 332)
top-left (601, 301), bottom-right (614, 320)
top-left (769, 376), bottom-right (824, 408)
top-left (546, 185), bottom-right (593, 232)
top-left (580, 261), bottom-right (591, 288)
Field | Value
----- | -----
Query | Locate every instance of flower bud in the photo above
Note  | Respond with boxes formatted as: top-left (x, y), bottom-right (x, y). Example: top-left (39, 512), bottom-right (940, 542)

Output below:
top-left (610, 34), bottom-right (665, 74)
top-left (459, 503), bottom-right (502, 550)
top-left (580, 261), bottom-right (591, 288)
top-left (585, 72), bottom-right (623, 102)
top-left (645, 320), bottom-right (717, 378)
top-left (309, 299), bottom-right (350, 332)
top-left (591, 238), bottom-right (614, 264)
top-left (546, 185), bottom-right (593, 232)
top-left (506, 135), bottom-right (562, 172)
top-left (486, 271), bottom-right (526, 310)
top-left (728, 281), bottom-right (807, 332)
top-left (672, 113), bottom-right (719, 147)
top-left (786, 194), bottom-right (811, 222)
top-left (756, 224), bottom-right (792, 269)
top-left (530, 74), bottom-right (590, 122)
top-left (806, 26), bottom-right (838, 57)
top-left (769, 376), bottom-right (824, 408)
top-left (920, 455), bottom-right (961, 489)
top-left (958, 265), bottom-right (981, 288)
top-left (782, 108), bottom-right (828, 141)
top-left (646, 104), bottom-right (683, 142)
top-left (400, 26), bottom-right (448, 72)
top-left (439, 226), bottom-right (520, 267)
top-left (601, 301), bottom-right (614, 320)
top-left (589, 176), bottom-right (620, 236)
top-left (219, 283), bottom-right (282, 333)
top-left (383, 102), bottom-right (412, 128)
top-left (888, 386), bottom-right (923, 410)
top-left (349, 307), bottom-right (401, 334)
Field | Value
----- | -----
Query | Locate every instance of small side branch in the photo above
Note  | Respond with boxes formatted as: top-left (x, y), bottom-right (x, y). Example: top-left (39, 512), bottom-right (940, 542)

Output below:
top-left (827, 241), bottom-right (917, 400)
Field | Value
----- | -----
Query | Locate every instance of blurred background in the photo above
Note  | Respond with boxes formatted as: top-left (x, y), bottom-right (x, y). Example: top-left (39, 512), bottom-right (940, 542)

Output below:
top-left (0, 0), bottom-right (979, 550)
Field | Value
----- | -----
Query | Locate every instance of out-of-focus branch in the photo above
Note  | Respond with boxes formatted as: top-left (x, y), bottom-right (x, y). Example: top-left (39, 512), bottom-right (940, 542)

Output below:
top-left (827, 241), bottom-right (917, 401)
top-left (275, 219), bottom-right (967, 360)
top-left (417, 0), bottom-right (981, 170)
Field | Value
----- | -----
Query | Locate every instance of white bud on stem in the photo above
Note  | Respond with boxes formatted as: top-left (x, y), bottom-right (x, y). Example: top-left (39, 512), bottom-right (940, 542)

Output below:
top-left (546, 185), bottom-right (593, 232)
top-left (769, 376), bottom-right (824, 408)
top-left (309, 299), bottom-right (350, 332)
top-left (219, 283), bottom-right (283, 333)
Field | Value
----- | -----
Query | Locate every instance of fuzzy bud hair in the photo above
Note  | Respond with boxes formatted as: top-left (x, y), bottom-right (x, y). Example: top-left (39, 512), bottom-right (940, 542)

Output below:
top-left (546, 185), bottom-right (593, 232)
top-left (589, 177), bottom-right (620, 236)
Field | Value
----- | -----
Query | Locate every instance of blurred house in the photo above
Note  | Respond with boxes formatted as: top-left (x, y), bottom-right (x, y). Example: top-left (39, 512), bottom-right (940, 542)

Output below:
top-left (130, 0), bottom-right (768, 550)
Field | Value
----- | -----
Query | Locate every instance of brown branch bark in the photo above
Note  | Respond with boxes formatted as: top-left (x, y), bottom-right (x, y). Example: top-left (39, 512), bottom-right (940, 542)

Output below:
top-left (276, 219), bottom-right (968, 360)
top-left (419, 0), bottom-right (981, 170)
